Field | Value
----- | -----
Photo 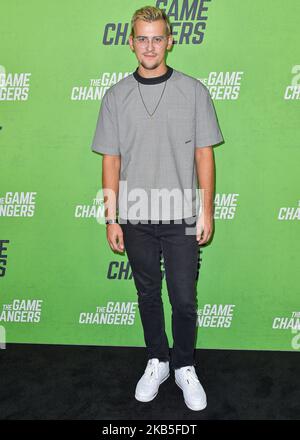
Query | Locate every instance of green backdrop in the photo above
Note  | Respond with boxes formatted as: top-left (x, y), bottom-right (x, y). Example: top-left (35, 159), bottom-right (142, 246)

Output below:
top-left (1, 0), bottom-right (299, 352)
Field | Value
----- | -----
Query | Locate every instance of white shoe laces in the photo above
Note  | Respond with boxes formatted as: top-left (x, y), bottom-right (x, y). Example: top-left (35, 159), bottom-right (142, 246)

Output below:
top-left (181, 367), bottom-right (200, 385)
top-left (144, 358), bottom-right (160, 380)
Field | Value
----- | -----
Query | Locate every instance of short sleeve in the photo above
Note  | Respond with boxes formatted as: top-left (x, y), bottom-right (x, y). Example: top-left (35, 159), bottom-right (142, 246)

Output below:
top-left (91, 89), bottom-right (120, 155)
top-left (195, 81), bottom-right (224, 148)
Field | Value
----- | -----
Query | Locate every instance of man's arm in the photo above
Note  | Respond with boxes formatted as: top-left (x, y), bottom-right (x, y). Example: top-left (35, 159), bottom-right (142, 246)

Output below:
top-left (102, 154), bottom-right (124, 253)
top-left (194, 146), bottom-right (215, 244)
top-left (102, 154), bottom-right (121, 220)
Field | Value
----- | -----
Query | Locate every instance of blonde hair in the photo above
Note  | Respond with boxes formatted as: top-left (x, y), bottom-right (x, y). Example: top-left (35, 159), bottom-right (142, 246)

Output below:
top-left (130, 5), bottom-right (172, 38)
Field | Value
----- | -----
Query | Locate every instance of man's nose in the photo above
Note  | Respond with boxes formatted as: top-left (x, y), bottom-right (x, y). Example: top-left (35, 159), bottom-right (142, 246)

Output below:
top-left (146, 38), bottom-right (154, 49)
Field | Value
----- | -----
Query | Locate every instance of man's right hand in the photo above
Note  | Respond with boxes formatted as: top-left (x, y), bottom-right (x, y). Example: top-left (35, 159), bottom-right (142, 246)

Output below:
top-left (106, 223), bottom-right (125, 253)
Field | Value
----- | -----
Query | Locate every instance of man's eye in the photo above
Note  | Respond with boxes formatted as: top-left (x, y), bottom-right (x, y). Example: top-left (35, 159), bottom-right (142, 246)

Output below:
top-left (139, 37), bottom-right (146, 42)
top-left (155, 37), bottom-right (162, 43)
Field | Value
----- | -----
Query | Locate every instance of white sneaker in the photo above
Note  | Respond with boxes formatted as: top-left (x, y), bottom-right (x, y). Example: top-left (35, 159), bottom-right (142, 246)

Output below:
top-left (135, 358), bottom-right (170, 402)
top-left (175, 365), bottom-right (207, 411)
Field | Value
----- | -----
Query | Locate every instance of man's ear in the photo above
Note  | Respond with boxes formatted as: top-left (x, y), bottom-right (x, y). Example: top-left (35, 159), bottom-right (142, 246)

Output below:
top-left (167, 35), bottom-right (173, 49)
top-left (128, 35), bottom-right (135, 52)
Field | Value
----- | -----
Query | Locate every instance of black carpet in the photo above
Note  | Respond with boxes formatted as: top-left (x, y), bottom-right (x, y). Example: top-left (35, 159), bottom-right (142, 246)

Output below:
top-left (0, 344), bottom-right (299, 420)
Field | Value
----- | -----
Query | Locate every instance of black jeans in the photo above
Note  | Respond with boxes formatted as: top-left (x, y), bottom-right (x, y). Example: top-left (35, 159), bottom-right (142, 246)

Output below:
top-left (120, 216), bottom-right (199, 370)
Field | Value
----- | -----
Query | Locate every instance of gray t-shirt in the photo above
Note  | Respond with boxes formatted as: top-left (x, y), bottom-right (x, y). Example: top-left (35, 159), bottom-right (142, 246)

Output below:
top-left (91, 65), bottom-right (224, 221)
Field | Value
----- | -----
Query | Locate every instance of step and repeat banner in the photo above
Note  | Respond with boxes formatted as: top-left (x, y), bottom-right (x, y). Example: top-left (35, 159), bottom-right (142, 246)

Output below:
top-left (0, 1), bottom-right (299, 352)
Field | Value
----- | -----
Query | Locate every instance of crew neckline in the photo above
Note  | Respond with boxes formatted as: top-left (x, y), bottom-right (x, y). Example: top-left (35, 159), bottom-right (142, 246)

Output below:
top-left (133, 64), bottom-right (173, 85)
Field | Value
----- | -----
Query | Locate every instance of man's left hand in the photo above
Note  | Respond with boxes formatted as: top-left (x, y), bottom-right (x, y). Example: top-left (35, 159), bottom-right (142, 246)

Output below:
top-left (196, 212), bottom-right (214, 245)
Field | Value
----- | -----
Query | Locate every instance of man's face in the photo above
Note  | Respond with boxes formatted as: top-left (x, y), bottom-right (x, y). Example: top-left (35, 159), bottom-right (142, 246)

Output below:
top-left (129, 18), bottom-right (173, 70)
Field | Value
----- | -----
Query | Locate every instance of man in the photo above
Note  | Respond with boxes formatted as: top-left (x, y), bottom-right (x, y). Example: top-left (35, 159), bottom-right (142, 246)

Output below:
top-left (91, 6), bottom-right (224, 411)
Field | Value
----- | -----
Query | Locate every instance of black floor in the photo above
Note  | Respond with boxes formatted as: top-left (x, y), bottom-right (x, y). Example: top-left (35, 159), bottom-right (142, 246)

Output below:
top-left (0, 344), bottom-right (299, 420)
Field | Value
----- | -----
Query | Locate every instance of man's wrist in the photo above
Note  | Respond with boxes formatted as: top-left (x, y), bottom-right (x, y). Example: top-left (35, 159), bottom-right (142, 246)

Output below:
top-left (105, 218), bottom-right (118, 225)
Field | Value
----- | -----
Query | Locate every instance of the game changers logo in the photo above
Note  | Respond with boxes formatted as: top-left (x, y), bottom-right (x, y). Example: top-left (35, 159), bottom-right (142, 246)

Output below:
top-left (284, 65), bottom-right (300, 100)
top-left (0, 192), bottom-right (37, 217)
top-left (74, 190), bottom-right (105, 221)
top-left (102, 0), bottom-right (217, 45)
top-left (214, 193), bottom-right (239, 220)
top-left (0, 299), bottom-right (43, 323)
top-left (278, 200), bottom-right (300, 220)
top-left (197, 304), bottom-right (236, 328)
top-left (71, 72), bottom-right (131, 101)
top-left (272, 311), bottom-right (300, 331)
top-left (0, 65), bottom-right (31, 101)
top-left (79, 301), bottom-right (138, 325)
top-left (199, 72), bottom-right (244, 100)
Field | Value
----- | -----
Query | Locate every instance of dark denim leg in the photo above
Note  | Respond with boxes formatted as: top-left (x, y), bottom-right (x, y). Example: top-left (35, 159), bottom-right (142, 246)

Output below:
top-left (158, 217), bottom-right (199, 370)
top-left (120, 221), bottom-right (170, 363)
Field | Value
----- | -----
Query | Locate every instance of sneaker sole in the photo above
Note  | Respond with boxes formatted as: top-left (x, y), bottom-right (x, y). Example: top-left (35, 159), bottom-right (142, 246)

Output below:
top-left (135, 372), bottom-right (170, 402)
top-left (175, 379), bottom-right (207, 411)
